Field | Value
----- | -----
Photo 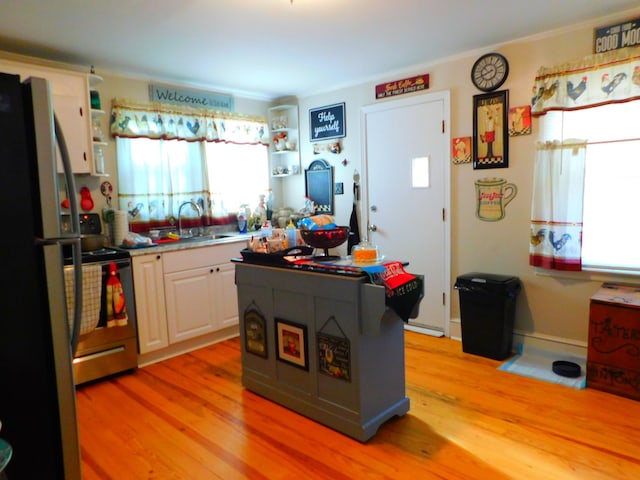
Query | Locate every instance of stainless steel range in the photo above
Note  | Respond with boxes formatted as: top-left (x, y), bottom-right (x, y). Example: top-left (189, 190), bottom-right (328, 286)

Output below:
top-left (64, 213), bottom-right (138, 385)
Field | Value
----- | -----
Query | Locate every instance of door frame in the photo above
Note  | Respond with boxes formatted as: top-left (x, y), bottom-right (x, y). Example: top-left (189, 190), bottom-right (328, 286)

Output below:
top-left (360, 90), bottom-right (451, 337)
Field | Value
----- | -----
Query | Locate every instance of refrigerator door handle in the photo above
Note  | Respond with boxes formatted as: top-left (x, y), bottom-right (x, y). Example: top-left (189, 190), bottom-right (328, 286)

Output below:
top-left (54, 113), bottom-right (83, 353)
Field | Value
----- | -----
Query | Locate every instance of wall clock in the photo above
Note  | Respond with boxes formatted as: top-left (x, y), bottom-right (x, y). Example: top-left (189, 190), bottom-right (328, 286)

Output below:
top-left (471, 53), bottom-right (509, 92)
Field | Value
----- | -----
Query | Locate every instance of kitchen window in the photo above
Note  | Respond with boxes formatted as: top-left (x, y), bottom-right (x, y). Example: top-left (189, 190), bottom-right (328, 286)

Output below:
top-left (528, 45), bottom-right (640, 275)
top-left (116, 136), bottom-right (268, 223)
top-left (110, 99), bottom-right (269, 229)
top-left (536, 100), bottom-right (640, 274)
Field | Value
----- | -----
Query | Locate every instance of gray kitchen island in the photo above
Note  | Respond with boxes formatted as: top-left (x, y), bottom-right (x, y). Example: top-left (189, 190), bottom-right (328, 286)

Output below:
top-left (234, 260), bottom-right (419, 442)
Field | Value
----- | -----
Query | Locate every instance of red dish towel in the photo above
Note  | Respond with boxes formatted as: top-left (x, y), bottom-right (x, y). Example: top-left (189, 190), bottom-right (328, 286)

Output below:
top-left (363, 261), bottom-right (424, 322)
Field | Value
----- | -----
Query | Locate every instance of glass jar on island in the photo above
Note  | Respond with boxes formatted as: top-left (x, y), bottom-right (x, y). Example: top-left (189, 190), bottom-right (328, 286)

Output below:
top-left (352, 241), bottom-right (379, 263)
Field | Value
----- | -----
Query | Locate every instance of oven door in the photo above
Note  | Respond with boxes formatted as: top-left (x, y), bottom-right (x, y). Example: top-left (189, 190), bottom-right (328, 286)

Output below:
top-left (73, 259), bottom-right (138, 385)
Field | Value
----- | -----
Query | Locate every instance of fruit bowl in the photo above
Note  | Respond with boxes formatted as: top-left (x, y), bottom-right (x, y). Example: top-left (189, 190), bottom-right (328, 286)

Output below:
top-left (299, 226), bottom-right (349, 257)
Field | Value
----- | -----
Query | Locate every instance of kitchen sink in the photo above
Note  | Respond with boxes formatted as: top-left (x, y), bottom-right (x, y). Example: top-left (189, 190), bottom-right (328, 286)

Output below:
top-left (176, 234), bottom-right (215, 242)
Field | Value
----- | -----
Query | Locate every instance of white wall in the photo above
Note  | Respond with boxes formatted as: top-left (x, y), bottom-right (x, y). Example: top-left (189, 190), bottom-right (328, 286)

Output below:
top-left (4, 6), bottom-right (639, 349)
top-left (284, 7), bottom-right (640, 349)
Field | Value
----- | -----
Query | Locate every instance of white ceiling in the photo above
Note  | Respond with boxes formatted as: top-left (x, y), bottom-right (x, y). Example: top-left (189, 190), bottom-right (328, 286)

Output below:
top-left (0, 0), bottom-right (638, 100)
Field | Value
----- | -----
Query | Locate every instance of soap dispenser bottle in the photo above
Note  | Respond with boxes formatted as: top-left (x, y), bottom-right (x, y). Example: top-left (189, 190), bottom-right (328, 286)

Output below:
top-left (286, 219), bottom-right (297, 248)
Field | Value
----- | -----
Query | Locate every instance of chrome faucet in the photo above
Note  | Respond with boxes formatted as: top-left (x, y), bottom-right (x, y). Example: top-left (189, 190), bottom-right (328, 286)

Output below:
top-left (178, 201), bottom-right (202, 237)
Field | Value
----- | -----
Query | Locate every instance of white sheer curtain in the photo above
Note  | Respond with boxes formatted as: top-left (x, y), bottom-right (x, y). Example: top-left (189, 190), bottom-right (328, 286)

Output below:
top-left (111, 98), bottom-right (269, 230)
top-left (205, 142), bottom-right (269, 214)
top-left (529, 46), bottom-right (640, 271)
top-left (529, 140), bottom-right (586, 271)
top-left (116, 138), bottom-right (210, 225)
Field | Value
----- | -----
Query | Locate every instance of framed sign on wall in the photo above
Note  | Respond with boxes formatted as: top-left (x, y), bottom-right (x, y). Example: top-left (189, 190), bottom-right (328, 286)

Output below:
top-left (309, 103), bottom-right (346, 142)
top-left (473, 90), bottom-right (509, 169)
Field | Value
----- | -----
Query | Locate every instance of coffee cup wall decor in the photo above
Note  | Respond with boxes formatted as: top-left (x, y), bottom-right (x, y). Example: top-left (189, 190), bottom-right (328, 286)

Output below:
top-left (475, 177), bottom-right (517, 221)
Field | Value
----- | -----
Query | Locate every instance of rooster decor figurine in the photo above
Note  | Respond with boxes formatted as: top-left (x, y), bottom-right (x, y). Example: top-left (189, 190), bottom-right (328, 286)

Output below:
top-left (567, 76), bottom-right (587, 102)
top-left (601, 72), bottom-right (627, 96)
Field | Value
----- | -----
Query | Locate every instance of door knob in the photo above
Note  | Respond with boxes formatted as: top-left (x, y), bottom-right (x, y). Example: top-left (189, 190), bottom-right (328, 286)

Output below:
top-left (368, 224), bottom-right (377, 232)
top-left (370, 205), bottom-right (378, 212)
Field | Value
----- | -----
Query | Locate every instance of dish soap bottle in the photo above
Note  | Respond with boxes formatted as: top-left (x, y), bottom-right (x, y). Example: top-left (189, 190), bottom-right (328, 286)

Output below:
top-left (237, 210), bottom-right (248, 233)
top-left (286, 219), bottom-right (297, 248)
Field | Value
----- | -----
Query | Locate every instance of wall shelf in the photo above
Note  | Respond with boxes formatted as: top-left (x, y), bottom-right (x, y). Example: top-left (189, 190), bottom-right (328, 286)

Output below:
top-left (268, 105), bottom-right (300, 177)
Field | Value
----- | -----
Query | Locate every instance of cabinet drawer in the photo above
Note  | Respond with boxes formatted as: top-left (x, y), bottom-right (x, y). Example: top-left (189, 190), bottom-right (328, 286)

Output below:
top-left (163, 242), bottom-right (243, 273)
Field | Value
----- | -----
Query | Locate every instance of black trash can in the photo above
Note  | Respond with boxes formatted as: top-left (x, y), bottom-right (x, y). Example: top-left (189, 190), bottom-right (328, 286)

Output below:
top-left (454, 273), bottom-right (521, 360)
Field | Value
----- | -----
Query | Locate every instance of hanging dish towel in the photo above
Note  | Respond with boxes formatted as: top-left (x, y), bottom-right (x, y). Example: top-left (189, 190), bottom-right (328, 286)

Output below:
top-left (362, 262), bottom-right (424, 322)
top-left (64, 264), bottom-right (102, 336)
top-left (347, 181), bottom-right (361, 254)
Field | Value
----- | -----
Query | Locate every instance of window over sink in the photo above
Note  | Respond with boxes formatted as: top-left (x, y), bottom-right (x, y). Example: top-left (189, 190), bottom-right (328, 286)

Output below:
top-left (111, 99), bottom-right (269, 232)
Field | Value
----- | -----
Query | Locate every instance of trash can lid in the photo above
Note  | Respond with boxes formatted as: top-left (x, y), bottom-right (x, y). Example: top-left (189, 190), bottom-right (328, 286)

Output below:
top-left (456, 272), bottom-right (519, 284)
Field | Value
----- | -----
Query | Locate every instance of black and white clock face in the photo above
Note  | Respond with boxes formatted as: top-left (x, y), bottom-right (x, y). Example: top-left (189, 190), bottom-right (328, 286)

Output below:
top-left (471, 53), bottom-right (509, 92)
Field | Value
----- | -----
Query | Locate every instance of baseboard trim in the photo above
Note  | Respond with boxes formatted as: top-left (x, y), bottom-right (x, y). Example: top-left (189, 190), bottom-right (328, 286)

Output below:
top-left (404, 324), bottom-right (444, 337)
top-left (448, 317), bottom-right (587, 357)
top-left (512, 330), bottom-right (587, 357)
top-left (138, 326), bottom-right (240, 367)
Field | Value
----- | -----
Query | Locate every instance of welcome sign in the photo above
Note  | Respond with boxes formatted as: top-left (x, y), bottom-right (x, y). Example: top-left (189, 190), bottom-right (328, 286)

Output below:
top-left (149, 84), bottom-right (234, 111)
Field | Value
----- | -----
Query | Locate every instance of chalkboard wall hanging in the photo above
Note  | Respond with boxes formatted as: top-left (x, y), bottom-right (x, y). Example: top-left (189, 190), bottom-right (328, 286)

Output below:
top-left (305, 159), bottom-right (334, 214)
top-left (243, 301), bottom-right (267, 358)
top-left (318, 315), bottom-right (351, 382)
top-left (309, 102), bottom-right (346, 142)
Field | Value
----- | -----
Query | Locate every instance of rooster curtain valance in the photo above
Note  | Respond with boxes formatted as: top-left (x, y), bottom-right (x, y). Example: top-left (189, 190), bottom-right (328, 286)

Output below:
top-left (110, 98), bottom-right (269, 145)
top-left (531, 45), bottom-right (640, 115)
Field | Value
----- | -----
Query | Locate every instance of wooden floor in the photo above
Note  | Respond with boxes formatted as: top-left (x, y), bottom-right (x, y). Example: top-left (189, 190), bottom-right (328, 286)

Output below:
top-left (76, 332), bottom-right (640, 479)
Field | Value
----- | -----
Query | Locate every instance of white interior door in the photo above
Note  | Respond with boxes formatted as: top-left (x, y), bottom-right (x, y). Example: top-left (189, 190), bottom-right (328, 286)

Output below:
top-left (362, 92), bottom-right (450, 334)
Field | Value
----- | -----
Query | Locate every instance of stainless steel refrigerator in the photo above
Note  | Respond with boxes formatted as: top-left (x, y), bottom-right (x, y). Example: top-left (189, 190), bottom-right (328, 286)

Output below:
top-left (0, 72), bottom-right (83, 479)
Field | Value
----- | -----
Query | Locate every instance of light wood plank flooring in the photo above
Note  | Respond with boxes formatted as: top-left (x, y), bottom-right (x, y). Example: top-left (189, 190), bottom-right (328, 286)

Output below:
top-left (76, 332), bottom-right (640, 479)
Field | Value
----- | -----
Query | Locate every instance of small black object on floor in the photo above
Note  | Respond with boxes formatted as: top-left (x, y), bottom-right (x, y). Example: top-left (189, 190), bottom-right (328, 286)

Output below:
top-left (552, 360), bottom-right (582, 378)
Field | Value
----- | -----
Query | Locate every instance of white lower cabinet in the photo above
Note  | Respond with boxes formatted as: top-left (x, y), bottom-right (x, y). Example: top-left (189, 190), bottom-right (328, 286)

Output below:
top-left (132, 253), bottom-right (169, 354)
top-left (164, 265), bottom-right (219, 343)
top-left (133, 243), bottom-right (240, 356)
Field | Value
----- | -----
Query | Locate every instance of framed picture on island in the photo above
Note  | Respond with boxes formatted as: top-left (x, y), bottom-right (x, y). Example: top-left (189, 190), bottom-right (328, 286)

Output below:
top-left (275, 318), bottom-right (308, 370)
top-left (473, 90), bottom-right (509, 169)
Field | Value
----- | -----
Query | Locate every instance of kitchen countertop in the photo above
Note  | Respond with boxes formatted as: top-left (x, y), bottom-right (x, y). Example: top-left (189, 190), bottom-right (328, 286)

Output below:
top-left (122, 232), bottom-right (254, 256)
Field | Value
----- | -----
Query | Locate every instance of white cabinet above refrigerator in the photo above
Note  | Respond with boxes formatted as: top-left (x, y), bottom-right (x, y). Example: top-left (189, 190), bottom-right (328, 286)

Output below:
top-left (0, 58), bottom-right (95, 175)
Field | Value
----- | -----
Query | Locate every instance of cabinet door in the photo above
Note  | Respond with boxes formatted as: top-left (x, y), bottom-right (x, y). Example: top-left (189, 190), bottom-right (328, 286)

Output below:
top-left (0, 59), bottom-right (92, 174)
top-left (164, 266), bottom-right (217, 343)
top-left (215, 262), bottom-right (239, 329)
top-left (53, 91), bottom-right (91, 174)
top-left (132, 254), bottom-right (169, 354)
